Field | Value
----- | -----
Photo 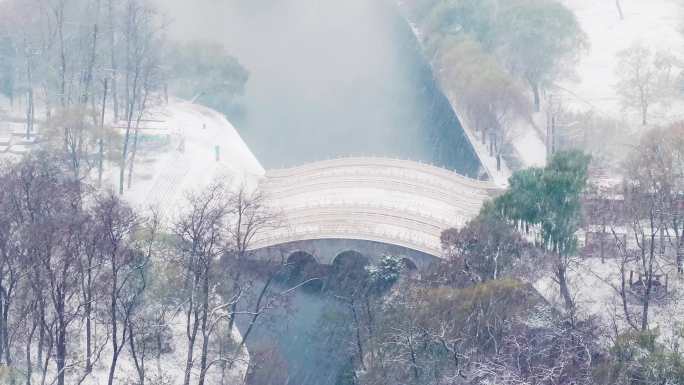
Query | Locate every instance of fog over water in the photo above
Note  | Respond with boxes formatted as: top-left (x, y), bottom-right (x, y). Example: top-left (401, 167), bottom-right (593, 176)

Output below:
top-left (155, 0), bottom-right (481, 176)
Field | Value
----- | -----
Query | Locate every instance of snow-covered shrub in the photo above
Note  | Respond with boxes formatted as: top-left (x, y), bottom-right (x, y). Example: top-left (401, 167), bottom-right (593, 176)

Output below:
top-left (366, 255), bottom-right (403, 292)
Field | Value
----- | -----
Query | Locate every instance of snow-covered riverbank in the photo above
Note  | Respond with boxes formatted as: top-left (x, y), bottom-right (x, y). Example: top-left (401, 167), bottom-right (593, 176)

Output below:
top-left (395, 2), bottom-right (547, 188)
top-left (0, 96), bottom-right (258, 384)
top-left (107, 99), bottom-right (265, 216)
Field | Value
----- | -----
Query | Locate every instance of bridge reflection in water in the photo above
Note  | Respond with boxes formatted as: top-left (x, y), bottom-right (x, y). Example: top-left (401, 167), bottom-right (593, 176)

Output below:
top-left (250, 157), bottom-right (502, 267)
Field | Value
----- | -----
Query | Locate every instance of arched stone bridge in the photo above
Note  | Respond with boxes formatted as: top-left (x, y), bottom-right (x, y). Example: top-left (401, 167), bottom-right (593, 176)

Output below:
top-left (249, 157), bottom-right (502, 267)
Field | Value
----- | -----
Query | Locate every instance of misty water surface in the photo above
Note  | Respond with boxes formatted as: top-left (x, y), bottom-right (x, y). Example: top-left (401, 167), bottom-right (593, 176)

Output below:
top-left (155, 0), bottom-right (481, 176)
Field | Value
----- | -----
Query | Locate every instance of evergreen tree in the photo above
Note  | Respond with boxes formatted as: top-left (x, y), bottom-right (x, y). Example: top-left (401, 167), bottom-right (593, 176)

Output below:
top-left (495, 150), bottom-right (591, 310)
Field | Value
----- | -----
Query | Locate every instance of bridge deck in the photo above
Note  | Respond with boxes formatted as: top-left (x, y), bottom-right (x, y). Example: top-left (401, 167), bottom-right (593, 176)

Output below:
top-left (253, 157), bottom-right (502, 258)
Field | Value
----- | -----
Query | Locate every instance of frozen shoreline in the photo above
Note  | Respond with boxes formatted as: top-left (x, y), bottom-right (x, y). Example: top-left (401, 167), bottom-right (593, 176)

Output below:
top-left (394, 1), bottom-right (549, 188)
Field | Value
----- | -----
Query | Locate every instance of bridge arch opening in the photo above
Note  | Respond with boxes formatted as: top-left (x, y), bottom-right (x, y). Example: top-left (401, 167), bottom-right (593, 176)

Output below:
top-left (287, 250), bottom-right (318, 266)
top-left (400, 257), bottom-right (418, 271)
top-left (328, 250), bottom-right (370, 294)
top-left (286, 251), bottom-right (324, 292)
top-left (399, 257), bottom-right (421, 280)
top-left (332, 250), bottom-right (369, 269)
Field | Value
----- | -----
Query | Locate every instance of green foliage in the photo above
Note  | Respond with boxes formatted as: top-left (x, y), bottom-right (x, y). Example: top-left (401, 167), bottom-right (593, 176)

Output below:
top-left (447, 278), bottom-right (534, 316)
top-left (424, 0), bottom-right (500, 49)
top-left (0, 365), bottom-right (23, 383)
top-left (496, 150), bottom-right (591, 257)
top-left (421, 279), bottom-right (536, 340)
top-left (412, 0), bottom-right (586, 109)
top-left (366, 255), bottom-right (403, 292)
top-left (167, 41), bottom-right (249, 117)
top-left (363, 279), bottom-right (543, 384)
top-left (440, 204), bottom-right (527, 282)
top-left (595, 329), bottom-right (684, 385)
top-left (495, 167), bottom-right (545, 226)
top-left (439, 35), bottom-right (530, 133)
top-left (498, 0), bottom-right (587, 88)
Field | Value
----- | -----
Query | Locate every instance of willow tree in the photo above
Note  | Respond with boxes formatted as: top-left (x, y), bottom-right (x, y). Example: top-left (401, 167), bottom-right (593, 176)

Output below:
top-left (499, 0), bottom-right (587, 111)
top-left (496, 150), bottom-right (591, 311)
top-left (439, 36), bottom-right (530, 170)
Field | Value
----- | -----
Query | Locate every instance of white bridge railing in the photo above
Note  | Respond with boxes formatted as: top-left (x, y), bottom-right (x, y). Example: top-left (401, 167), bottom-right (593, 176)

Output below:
top-left (256, 157), bottom-right (500, 258)
top-left (265, 156), bottom-right (499, 193)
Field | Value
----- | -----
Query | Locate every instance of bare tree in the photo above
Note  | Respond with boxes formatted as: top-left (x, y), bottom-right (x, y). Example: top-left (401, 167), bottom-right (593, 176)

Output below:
top-left (107, 0), bottom-right (120, 121)
top-left (225, 186), bottom-right (277, 332)
top-left (124, 212), bottom-right (161, 385)
top-left (91, 193), bottom-right (151, 385)
top-left (0, 164), bottom-right (22, 369)
top-left (361, 280), bottom-right (591, 385)
top-left (610, 127), bottom-right (683, 331)
top-left (616, 44), bottom-right (676, 126)
top-left (0, 154), bottom-right (166, 385)
top-left (664, 123), bottom-right (684, 274)
top-left (171, 181), bottom-right (282, 385)
top-left (0, 153), bottom-right (86, 385)
top-left (118, 0), bottom-right (161, 194)
top-left (440, 37), bottom-right (530, 171)
top-left (173, 182), bottom-right (230, 385)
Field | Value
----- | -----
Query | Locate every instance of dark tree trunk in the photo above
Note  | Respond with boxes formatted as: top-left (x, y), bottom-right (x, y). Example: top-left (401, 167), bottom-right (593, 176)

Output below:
top-left (26, 320), bottom-right (37, 385)
top-left (197, 270), bottom-right (210, 385)
top-left (98, 78), bottom-right (109, 187)
top-left (556, 263), bottom-right (574, 311)
top-left (37, 305), bottom-right (44, 369)
top-left (0, 280), bottom-right (6, 365)
top-left (408, 335), bottom-right (419, 381)
top-left (85, 301), bottom-right (92, 372)
top-left (108, 0), bottom-right (119, 120)
top-left (641, 102), bottom-right (648, 126)
top-left (532, 82), bottom-right (540, 112)
top-left (40, 338), bottom-right (53, 385)
top-left (350, 299), bottom-right (366, 371)
top-left (107, 352), bottom-right (119, 385)
top-left (616, 0), bottom-right (624, 20)
top-left (183, 308), bottom-right (200, 385)
top-left (55, 294), bottom-right (67, 385)
top-left (128, 320), bottom-right (145, 385)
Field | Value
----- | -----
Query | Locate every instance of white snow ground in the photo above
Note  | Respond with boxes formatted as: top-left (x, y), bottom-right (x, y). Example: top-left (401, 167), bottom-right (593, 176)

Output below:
top-left (105, 99), bottom-right (265, 219)
top-left (435, 0), bottom-right (684, 177)
top-left (401, 4), bottom-right (545, 185)
top-left (442, 88), bottom-right (514, 187)
top-left (535, 255), bottom-right (684, 347)
top-left (532, 0), bottom-right (684, 341)
top-left (557, 0), bottom-right (684, 123)
top-left (498, 0), bottom-right (684, 173)
top-left (0, 96), bottom-right (265, 210)
top-left (78, 319), bottom-right (250, 385)
top-left (0, 97), bottom-right (259, 384)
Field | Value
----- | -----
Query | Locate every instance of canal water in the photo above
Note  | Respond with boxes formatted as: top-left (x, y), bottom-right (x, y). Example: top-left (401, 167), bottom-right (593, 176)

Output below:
top-left (156, 0), bottom-right (481, 176)
top-left (235, 277), bottom-right (352, 385)
top-left (234, 257), bottom-right (372, 385)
